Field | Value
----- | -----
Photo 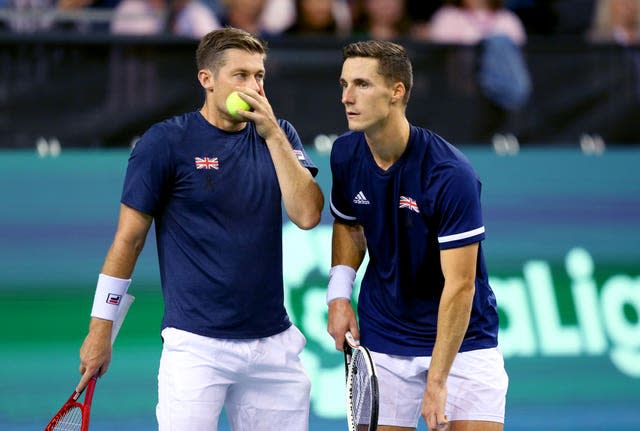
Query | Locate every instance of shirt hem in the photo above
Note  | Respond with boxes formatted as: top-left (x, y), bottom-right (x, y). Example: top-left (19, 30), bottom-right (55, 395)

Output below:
top-left (368, 338), bottom-right (498, 357)
top-left (447, 413), bottom-right (504, 423)
top-left (161, 321), bottom-right (292, 340)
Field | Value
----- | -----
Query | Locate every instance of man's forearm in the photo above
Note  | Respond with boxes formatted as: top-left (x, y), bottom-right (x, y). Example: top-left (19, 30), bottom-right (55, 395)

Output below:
top-left (331, 221), bottom-right (366, 268)
top-left (266, 133), bottom-right (323, 229)
top-left (428, 281), bottom-right (474, 385)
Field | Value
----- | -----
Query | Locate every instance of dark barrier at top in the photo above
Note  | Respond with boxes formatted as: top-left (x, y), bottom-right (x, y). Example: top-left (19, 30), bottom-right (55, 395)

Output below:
top-left (1, 33), bottom-right (639, 148)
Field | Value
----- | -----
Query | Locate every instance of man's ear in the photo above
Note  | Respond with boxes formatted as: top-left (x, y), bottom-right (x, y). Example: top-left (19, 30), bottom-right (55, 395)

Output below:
top-left (198, 69), bottom-right (214, 92)
top-left (391, 82), bottom-right (406, 105)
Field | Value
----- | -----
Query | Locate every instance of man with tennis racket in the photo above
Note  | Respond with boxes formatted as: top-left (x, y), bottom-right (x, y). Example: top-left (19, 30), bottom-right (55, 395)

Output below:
top-left (76, 27), bottom-right (323, 430)
top-left (327, 40), bottom-right (508, 431)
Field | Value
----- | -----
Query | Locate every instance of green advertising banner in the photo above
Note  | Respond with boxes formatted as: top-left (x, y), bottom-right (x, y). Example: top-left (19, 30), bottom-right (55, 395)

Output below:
top-left (1, 147), bottom-right (639, 430)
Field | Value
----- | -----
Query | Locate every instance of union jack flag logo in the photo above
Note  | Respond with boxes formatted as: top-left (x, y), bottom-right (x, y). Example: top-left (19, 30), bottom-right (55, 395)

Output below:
top-left (195, 157), bottom-right (219, 170)
top-left (399, 196), bottom-right (420, 213)
top-left (293, 149), bottom-right (305, 161)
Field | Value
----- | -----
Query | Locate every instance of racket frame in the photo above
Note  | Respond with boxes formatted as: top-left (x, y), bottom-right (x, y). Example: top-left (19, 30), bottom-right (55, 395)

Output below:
top-left (344, 332), bottom-right (379, 431)
top-left (44, 293), bottom-right (134, 430)
top-left (44, 375), bottom-right (97, 431)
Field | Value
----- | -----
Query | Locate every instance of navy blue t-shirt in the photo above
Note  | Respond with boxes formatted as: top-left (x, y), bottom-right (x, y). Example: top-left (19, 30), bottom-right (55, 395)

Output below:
top-left (330, 125), bottom-right (499, 356)
top-left (122, 111), bottom-right (317, 339)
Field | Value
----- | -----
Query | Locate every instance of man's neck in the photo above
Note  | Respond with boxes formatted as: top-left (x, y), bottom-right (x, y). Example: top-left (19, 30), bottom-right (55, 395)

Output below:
top-left (365, 115), bottom-right (411, 171)
top-left (200, 100), bottom-right (246, 133)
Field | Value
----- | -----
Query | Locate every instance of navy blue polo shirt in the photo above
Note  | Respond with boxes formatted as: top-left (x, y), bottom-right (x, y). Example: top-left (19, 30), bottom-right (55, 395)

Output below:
top-left (330, 125), bottom-right (498, 356)
top-left (122, 111), bottom-right (317, 339)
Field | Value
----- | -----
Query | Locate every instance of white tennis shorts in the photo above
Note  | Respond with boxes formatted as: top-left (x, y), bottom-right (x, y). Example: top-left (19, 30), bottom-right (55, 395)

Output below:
top-left (371, 347), bottom-right (509, 427)
top-left (156, 325), bottom-right (311, 431)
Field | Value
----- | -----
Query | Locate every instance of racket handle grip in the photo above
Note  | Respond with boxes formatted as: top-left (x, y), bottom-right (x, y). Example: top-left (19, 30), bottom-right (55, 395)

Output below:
top-left (345, 331), bottom-right (360, 348)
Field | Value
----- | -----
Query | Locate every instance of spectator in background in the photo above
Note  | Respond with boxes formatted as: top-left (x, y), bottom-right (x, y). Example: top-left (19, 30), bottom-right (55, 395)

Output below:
top-left (589, 0), bottom-right (640, 104)
top-left (58, 0), bottom-right (117, 7)
top-left (285, 0), bottom-right (351, 37)
top-left (169, 0), bottom-right (221, 38)
top-left (111, 0), bottom-right (220, 37)
top-left (108, 0), bottom-right (165, 121)
top-left (0, 0), bottom-right (119, 33)
top-left (5, 0), bottom-right (56, 32)
top-left (427, 0), bottom-right (526, 45)
top-left (219, 0), bottom-right (293, 37)
top-left (56, 0), bottom-right (120, 32)
top-left (260, 0), bottom-right (295, 34)
top-left (589, 0), bottom-right (640, 45)
top-left (58, 0), bottom-right (119, 8)
top-left (352, 0), bottom-right (411, 40)
top-left (219, 0), bottom-right (267, 36)
top-left (110, 0), bottom-right (165, 35)
top-left (424, 0), bottom-right (531, 141)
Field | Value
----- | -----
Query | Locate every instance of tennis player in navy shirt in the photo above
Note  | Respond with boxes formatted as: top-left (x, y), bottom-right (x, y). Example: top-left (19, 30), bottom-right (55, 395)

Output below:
top-left (326, 40), bottom-right (508, 431)
top-left (77, 27), bottom-right (323, 430)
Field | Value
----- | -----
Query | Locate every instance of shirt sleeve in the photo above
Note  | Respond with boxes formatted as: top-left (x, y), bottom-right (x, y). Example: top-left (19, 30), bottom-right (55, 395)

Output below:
top-left (434, 161), bottom-right (485, 249)
top-left (278, 119), bottom-right (318, 177)
top-left (120, 124), bottom-right (173, 216)
top-left (329, 140), bottom-right (357, 222)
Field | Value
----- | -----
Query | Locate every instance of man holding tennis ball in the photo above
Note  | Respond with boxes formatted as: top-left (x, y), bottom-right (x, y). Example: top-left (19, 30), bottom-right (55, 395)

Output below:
top-left (77, 27), bottom-right (323, 431)
top-left (226, 90), bottom-right (252, 117)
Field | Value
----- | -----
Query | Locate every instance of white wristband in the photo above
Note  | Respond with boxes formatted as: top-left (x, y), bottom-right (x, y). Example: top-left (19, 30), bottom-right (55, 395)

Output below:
top-left (326, 265), bottom-right (356, 304)
top-left (90, 273), bottom-right (131, 321)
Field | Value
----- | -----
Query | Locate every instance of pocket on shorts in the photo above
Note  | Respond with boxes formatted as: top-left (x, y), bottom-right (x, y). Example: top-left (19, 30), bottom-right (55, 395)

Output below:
top-left (160, 327), bottom-right (191, 350)
top-left (454, 347), bottom-right (509, 392)
top-left (286, 324), bottom-right (307, 354)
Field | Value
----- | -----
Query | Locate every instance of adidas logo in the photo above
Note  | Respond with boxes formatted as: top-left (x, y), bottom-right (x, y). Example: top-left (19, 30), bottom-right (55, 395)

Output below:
top-left (353, 191), bottom-right (370, 205)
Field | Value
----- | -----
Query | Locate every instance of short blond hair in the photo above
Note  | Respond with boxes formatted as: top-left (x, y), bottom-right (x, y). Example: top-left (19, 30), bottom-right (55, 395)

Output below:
top-left (196, 27), bottom-right (267, 72)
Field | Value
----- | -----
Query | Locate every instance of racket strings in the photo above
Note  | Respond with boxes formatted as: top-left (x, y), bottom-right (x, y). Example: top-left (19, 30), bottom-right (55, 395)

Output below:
top-left (351, 352), bottom-right (373, 426)
top-left (50, 406), bottom-right (83, 431)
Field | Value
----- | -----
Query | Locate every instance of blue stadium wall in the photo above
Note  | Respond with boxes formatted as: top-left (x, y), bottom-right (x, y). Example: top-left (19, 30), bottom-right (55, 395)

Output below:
top-left (1, 147), bottom-right (639, 430)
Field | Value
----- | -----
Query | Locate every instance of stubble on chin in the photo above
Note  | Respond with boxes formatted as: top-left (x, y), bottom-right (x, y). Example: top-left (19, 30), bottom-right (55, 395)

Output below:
top-left (346, 118), bottom-right (365, 132)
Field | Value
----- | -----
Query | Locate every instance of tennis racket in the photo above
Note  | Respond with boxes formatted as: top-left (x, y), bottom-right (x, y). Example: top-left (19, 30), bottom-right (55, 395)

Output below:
top-left (44, 375), bottom-right (97, 431)
top-left (44, 293), bottom-right (135, 431)
top-left (344, 331), bottom-right (379, 431)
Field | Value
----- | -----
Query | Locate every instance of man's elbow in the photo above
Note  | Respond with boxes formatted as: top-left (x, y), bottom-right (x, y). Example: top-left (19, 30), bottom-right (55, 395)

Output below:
top-left (292, 191), bottom-right (324, 230)
top-left (293, 209), bottom-right (322, 230)
top-left (457, 279), bottom-right (476, 300)
top-left (113, 231), bottom-right (147, 255)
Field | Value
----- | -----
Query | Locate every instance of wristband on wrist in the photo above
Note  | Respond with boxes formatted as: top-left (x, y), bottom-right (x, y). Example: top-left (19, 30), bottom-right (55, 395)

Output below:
top-left (326, 265), bottom-right (356, 304)
top-left (90, 273), bottom-right (131, 321)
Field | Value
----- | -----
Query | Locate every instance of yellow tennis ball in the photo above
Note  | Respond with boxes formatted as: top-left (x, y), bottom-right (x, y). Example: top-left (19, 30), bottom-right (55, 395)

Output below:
top-left (225, 91), bottom-right (251, 117)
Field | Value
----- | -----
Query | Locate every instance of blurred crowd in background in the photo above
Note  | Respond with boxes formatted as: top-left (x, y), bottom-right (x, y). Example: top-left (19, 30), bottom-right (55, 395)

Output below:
top-left (0, 0), bottom-right (638, 46)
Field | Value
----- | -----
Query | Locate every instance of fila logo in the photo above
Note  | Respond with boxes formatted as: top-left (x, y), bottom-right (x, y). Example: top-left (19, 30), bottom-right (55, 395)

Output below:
top-left (106, 293), bottom-right (122, 305)
top-left (353, 191), bottom-right (370, 205)
top-left (293, 149), bottom-right (305, 160)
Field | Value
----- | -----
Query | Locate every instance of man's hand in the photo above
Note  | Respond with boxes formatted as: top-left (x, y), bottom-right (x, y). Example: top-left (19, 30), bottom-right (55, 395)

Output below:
top-left (422, 379), bottom-right (449, 430)
top-left (232, 88), bottom-right (281, 142)
top-left (327, 298), bottom-right (358, 351)
top-left (77, 318), bottom-right (113, 393)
